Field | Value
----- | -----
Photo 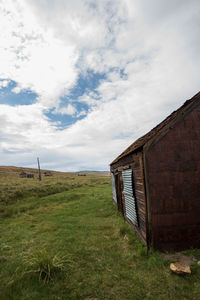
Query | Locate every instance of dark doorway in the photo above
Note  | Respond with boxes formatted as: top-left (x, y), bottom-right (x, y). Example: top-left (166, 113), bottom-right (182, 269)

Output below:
top-left (115, 173), bottom-right (124, 215)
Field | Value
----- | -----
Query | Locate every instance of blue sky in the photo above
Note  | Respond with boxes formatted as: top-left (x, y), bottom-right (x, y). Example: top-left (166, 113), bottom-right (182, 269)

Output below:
top-left (0, 80), bottom-right (37, 106)
top-left (0, 0), bottom-right (199, 171)
top-left (46, 70), bottom-right (107, 128)
top-left (0, 70), bottom-right (106, 129)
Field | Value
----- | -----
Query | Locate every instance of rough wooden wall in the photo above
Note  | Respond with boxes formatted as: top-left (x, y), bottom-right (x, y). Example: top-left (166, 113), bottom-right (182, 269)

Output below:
top-left (111, 151), bottom-right (147, 245)
top-left (146, 103), bottom-right (200, 251)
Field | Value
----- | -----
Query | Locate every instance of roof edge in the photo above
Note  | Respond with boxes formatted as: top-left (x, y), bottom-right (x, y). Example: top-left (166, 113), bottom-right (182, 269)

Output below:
top-left (110, 91), bottom-right (200, 166)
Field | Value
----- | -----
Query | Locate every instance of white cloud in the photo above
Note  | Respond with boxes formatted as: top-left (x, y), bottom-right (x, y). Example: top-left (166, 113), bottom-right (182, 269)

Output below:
top-left (0, 0), bottom-right (78, 108)
top-left (11, 86), bottom-right (21, 94)
top-left (0, 80), bottom-right (10, 89)
top-left (54, 104), bottom-right (77, 116)
top-left (0, 103), bottom-right (58, 150)
top-left (76, 110), bottom-right (87, 118)
top-left (0, 0), bottom-right (200, 171)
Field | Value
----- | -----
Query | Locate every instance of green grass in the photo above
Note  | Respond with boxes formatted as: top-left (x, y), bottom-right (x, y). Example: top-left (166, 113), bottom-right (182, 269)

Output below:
top-left (21, 248), bottom-right (72, 283)
top-left (0, 168), bottom-right (200, 299)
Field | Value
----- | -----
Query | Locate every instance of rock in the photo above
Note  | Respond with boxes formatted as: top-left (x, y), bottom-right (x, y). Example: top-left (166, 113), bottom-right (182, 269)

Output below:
top-left (197, 261), bottom-right (200, 266)
top-left (170, 262), bottom-right (191, 275)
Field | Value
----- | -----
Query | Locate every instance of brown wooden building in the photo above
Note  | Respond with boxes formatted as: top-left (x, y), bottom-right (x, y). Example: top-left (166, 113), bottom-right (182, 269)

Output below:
top-left (19, 171), bottom-right (34, 178)
top-left (110, 91), bottom-right (200, 251)
top-left (44, 171), bottom-right (53, 176)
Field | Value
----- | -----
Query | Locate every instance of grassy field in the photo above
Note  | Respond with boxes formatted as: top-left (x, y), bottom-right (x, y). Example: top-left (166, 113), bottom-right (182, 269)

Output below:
top-left (0, 167), bottom-right (200, 299)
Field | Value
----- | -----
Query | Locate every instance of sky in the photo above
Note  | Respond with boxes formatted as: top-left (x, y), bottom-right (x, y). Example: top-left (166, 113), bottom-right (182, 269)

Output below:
top-left (0, 0), bottom-right (200, 171)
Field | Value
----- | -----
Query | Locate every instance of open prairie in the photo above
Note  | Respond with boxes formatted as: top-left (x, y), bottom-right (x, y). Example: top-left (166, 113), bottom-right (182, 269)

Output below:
top-left (0, 166), bottom-right (200, 300)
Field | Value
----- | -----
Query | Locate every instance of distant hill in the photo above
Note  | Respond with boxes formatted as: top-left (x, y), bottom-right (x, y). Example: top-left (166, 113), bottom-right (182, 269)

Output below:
top-left (0, 166), bottom-right (110, 177)
top-left (0, 165), bottom-right (62, 175)
top-left (77, 170), bottom-right (110, 176)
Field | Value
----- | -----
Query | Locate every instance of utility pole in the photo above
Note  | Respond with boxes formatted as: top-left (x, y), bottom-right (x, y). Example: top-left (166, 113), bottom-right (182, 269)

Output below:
top-left (37, 157), bottom-right (42, 181)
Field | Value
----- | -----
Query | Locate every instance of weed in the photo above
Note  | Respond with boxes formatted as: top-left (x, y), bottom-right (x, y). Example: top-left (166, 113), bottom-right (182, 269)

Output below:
top-left (22, 248), bottom-right (72, 283)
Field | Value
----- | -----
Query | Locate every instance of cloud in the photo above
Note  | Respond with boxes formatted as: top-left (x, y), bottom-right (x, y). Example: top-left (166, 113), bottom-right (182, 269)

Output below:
top-left (0, 80), bottom-right (10, 89)
top-left (0, 0), bottom-right (78, 108)
top-left (0, 103), bottom-right (58, 151)
top-left (0, 0), bottom-right (200, 171)
top-left (54, 104), bottom-right (77, 115)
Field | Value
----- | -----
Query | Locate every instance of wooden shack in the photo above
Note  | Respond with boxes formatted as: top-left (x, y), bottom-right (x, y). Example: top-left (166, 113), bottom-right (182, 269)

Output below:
top-left (19, 171), bottom-right (34, 178)
top-left (44, 171), bottom-right (52, 176)
top-left (110, 91), bottom-right (200, 251)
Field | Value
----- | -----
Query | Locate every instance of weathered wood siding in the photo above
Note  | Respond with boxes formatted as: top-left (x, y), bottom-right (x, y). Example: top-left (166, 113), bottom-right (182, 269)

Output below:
top-left (146, 104), bottom-right (200, 251)
top-left (111, 151), bottom-right (147, 244)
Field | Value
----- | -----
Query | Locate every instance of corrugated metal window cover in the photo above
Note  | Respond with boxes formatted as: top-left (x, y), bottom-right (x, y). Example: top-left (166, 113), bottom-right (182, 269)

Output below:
top-left (111, 173), bottom-right (117, 203)
top-left (122, 169), bottom-right (138, 225)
